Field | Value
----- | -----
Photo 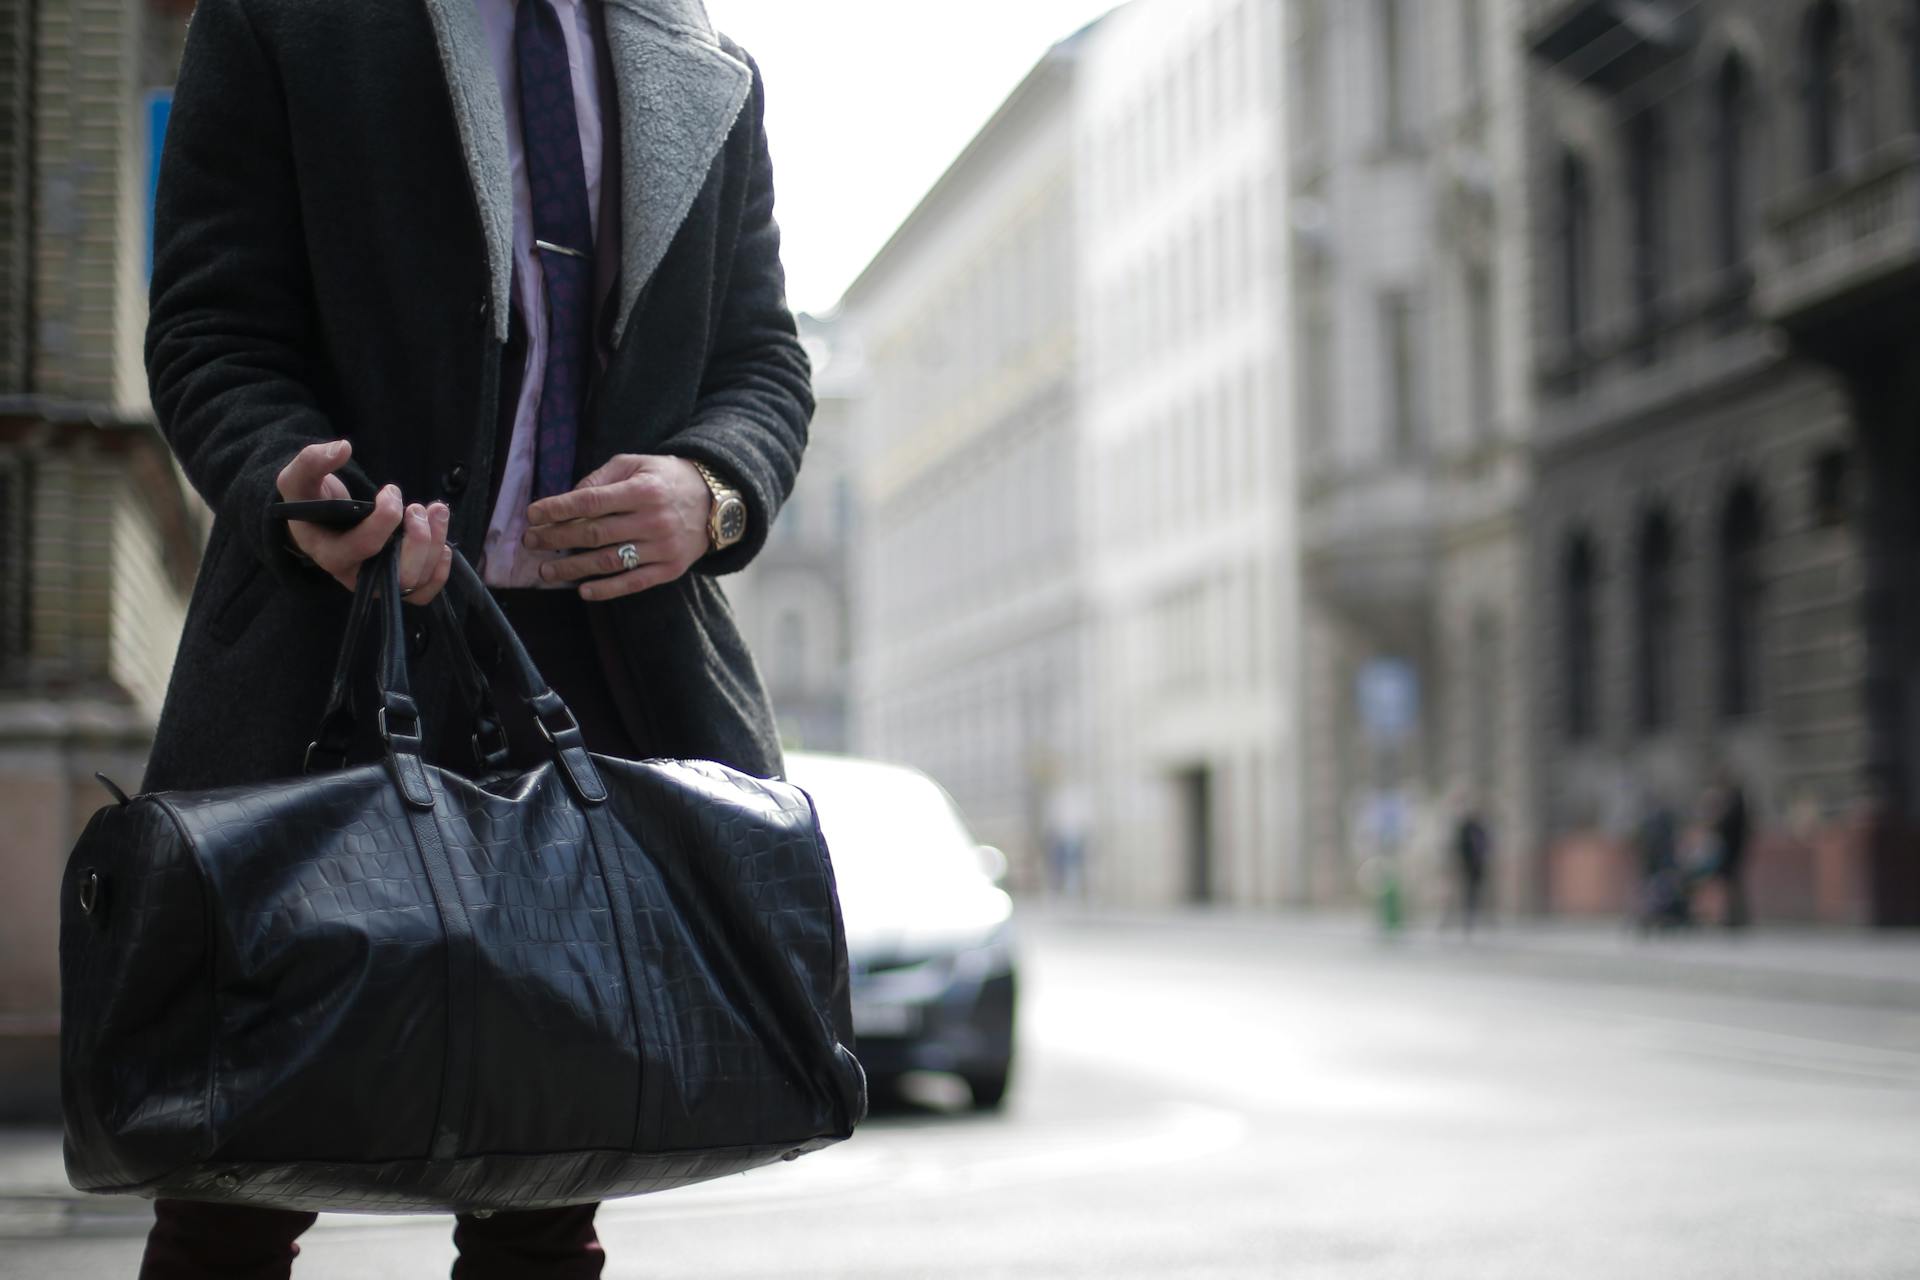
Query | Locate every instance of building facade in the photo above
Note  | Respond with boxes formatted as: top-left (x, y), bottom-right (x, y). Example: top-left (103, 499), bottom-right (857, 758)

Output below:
top-left (842, 32), bottom-right (1092, 891)
top-left (720, 312), bottom-right (858, 756)
top-left (1524, 0), bottom-right (1919, 924)
top-left (1075, 0), bottom-right (1302, 906)
top-left (0, 0), bottom-right (203, 1116)
top-left (1285, 0), bottom-right (1537, 914)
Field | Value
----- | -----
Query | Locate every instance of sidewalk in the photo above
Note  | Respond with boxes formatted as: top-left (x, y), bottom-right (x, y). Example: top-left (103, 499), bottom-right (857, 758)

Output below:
top-left (1025, 903), bottom-right (1920, 1009)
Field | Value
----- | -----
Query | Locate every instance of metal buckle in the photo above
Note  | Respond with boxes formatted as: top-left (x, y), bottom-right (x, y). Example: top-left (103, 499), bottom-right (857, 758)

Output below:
top-left (535, 706), bottom-right (579, 745)
top-left (377, 705), bottom-right (421, 743)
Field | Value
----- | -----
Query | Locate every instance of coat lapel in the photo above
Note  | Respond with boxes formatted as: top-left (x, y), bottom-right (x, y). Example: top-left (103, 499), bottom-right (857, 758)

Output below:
top-left (420, 0), bottom-right (515, 344)
top-left (600, 0), bottom-right (752, 348)
top-left (419, 0), bottom-right (751, 352)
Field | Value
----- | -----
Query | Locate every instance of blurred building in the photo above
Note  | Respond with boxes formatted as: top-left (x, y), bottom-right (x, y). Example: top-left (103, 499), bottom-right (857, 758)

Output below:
top-left (1286, 0), bottom-right (1538, 913)
top-left (840, 29), bottom-right (1093, 890)
top-left (1524, 0), bottom-right (1919, 924)
top-left (1075, 0), bottom-right (1302, 906)
top-left (0, 0), bottom-right (202, 1117)
top-left (721, 312), bottom-right (856, 755)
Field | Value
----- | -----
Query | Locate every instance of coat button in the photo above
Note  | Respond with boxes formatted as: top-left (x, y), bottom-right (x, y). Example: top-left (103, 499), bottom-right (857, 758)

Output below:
top-left (408, 621), bottom-right (430, 656)
top-left (477, 295), bottom-right (491, 321)
top-left (442, 463), bottom-right (469, 497)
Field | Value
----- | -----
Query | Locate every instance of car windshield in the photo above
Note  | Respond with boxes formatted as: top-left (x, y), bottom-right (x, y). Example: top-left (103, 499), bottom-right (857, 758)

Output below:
top-left (791, 762), bottom-right (986, 885)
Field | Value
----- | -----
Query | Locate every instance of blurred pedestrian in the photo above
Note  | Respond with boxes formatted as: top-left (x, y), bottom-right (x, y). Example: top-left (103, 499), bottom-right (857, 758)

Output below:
top-left (1635, 794), bottom-right (1691, 933)
top-left (1449, 803), bottom-right (1492, 936)
top-left (1709, 772), bottom-right (1754, 929)
top-left (1045, 779), bottom-right (1092, 901)
top-left (136, 0), bottom-right (808, 1274)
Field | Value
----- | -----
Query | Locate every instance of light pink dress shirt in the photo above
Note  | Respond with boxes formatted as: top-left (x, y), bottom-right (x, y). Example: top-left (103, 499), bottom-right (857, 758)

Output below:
top-left (474, 0), bottom-right (606, 588)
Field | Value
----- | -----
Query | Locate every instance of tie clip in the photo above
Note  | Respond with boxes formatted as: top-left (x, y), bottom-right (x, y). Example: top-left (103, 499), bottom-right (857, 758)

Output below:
top-left (535, 239), bottom-right (587, 260)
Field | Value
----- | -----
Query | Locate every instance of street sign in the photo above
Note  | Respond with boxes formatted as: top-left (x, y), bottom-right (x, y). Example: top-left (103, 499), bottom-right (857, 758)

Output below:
top-left (1356, 658), bottom-right (1420, 745)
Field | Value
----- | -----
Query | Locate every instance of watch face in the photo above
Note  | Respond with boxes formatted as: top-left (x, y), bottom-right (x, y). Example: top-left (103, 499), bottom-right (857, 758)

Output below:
top-left (716, 497), bottom-right (748, 546)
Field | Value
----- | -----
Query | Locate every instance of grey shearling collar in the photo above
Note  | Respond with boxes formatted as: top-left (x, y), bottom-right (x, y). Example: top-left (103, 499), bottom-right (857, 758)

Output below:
top-left (419, 0), bottom-right (750, 348)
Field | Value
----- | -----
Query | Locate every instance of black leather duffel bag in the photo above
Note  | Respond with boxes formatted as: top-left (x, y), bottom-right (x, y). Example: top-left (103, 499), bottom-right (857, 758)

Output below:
top-left (59, 542), bottom-right (866, 1213)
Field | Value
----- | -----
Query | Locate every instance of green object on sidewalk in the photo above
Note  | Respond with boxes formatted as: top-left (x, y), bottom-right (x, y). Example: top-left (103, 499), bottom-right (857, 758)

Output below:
top-left (1378, 861), bottom-right (1403, 934)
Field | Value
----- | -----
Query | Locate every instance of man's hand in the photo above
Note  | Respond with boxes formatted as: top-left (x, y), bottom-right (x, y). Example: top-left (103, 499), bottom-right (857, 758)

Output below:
top-left (275, 439), bottom-right (451, 604)
top-left (522, 454), bottom-right (713, 601)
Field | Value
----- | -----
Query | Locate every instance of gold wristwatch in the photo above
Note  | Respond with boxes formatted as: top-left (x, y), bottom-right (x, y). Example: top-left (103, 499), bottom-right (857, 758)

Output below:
top-left (690, 460), bottom-right (748, 552)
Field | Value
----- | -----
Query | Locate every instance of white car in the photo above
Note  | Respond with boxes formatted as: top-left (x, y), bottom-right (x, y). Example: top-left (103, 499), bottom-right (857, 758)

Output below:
top-left (785, 753), bottom-right (1018, 1110)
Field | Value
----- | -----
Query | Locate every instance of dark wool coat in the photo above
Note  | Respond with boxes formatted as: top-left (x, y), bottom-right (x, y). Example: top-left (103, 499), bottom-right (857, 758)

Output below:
top-left (140, 0), bottom-right (810, 791)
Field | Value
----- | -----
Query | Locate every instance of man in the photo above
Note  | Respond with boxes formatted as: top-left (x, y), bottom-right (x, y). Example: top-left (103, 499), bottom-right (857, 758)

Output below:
top-left (1450, 803), bottom-right (1491, 937)
top-left (136, 0), bottom-right (809, 1273)
top-left (1711, 773), bottom-right (1753, 930)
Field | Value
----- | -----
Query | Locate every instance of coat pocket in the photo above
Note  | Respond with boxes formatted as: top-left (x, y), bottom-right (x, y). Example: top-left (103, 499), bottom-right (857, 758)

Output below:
top-left (206, 554), bottom-right (274, 646)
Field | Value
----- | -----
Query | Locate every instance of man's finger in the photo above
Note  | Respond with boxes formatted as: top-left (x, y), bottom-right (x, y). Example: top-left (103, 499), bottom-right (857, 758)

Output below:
top-left (571, 452), bottom-right (645, 493)
top-left (276, 439), bottom-right (351, 500)
top-left (526, 475), bottom-right (635, 528)
top-left (395, 504), bottom-right (437, 593)
top-left (522, 509), bottom-right (642, 552)
top-left (537, 543), bottom-right (653, 584)
top-left (579, 561), bottom-right (676, 601)
top-left (405, 544), bottom-right (454, 607)
top-left (314, 484), bottom-right (404, 570)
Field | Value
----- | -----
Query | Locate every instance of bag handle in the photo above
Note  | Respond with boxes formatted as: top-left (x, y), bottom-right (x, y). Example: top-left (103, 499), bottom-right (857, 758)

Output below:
top-left (305, 543), bottom-right (510, 775)
top-left (305, 540), bottom-right (607, 808)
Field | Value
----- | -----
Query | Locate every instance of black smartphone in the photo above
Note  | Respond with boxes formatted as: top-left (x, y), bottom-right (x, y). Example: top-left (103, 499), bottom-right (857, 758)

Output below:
top-left (270, 498), bottom-right (377, 529)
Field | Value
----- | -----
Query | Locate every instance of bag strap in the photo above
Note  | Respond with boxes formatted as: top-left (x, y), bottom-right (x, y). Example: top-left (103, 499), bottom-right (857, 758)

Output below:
top-left (305, 541), bottom-right (509, 775)
top-left (304, 541), bottom-right (608, 807)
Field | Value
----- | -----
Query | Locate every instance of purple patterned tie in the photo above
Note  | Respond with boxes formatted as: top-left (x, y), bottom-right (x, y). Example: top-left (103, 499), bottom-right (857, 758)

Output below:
top-left (515, 0), bottom-right (595, 499)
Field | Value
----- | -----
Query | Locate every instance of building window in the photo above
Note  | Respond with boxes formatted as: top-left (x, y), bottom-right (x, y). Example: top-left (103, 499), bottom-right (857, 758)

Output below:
top-left (1381, 290), bottom-right (1423, 459)
top-left (1626, 108), bottom-right (1667, 359)
top-left (1461, 0), bottom-right (1485, 106)
top-left (1304, 303), bottom-right (1336, 473)
top-left (1470, 609), bottom-right (1501, 793)
top-left (1466, 262), bottom-right (1496, 442)
top-left (776, 610), bottom-right (806, 692)
top-left (1714, 55), bottom-right (1752, 276)
top-left (0, 456), bottom-right (29, 686)
top-left (1563, 533), bottom-right (1599, 741)
top-left (1806, 0), bottom-right (1851, 178)
top-left (1910, 0), bottom-right (1920, 129)
top-left (1812, 446), bottom-right (1851, 527)
top-left (1635, 509), bottom-right (1679, 734)
top-left (1378, 0), bottom-right (1412, 144)
top-left (1557, 151), bottom-right (1592, 358)
top-left (1295, 0), bottom-right (1331, 157)
top-left (1718, 485), bottom-right (1765, 719)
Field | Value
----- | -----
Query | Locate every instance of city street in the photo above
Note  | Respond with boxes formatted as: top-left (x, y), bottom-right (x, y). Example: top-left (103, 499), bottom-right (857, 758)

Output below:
top-left (5, 913), bottom-right (1918, 1279)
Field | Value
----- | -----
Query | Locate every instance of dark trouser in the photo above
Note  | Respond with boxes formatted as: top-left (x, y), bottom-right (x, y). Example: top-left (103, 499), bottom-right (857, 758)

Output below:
top-left (139, 1201), bottom-right (603, 1280)
top-left (140, 588), bottom-right (637, 1280)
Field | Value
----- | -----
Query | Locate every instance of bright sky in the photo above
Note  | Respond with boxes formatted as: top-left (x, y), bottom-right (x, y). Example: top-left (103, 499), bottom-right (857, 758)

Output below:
top-left (703, 1), bottom-right (1121, 315)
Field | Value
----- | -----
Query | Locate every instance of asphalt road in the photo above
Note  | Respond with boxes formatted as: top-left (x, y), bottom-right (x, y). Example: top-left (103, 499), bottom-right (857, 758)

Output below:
top-left (8, 915), bottom-right (1919, 1279)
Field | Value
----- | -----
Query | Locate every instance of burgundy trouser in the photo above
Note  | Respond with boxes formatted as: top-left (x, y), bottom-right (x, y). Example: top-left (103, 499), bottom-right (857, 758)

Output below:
top-left (139, 1200), bottom-right (604, 1280)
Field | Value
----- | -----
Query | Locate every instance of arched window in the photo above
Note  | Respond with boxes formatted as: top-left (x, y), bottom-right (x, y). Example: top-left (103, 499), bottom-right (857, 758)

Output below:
top-left (1626, 108), bottom-right (1667, 356)
top-left (1806, 0), bottom-right (1850, 178)
top-left (1470, 609), bottom-right (1502, 791)
top-left (1557, 151), bottom-right (1592, 356)
top-left (1718, 485), bottom-right (1765, 719)
top-left (1564, 533), bottom-right (1599, 741)
top-left (1714, 55), bottom-right (1753, 275)
top-left (1635, 509), bottom-right (1679, 734)
top-left (1910, 0), bottom-right (1920, 127)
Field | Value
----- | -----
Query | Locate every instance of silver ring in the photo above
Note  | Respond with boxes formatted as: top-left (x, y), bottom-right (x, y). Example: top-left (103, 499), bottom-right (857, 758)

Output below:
top-left (616, 542), bottom-right (641, 572)
top-left (400, 585), bottom-right (415, 597)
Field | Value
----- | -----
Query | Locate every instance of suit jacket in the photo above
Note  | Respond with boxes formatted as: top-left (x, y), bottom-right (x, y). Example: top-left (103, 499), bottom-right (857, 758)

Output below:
top-left (139, 0), bottom-right (810, 791)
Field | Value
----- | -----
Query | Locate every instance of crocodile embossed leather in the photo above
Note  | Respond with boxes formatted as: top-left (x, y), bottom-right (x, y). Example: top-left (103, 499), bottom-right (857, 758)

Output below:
top-left (58, 543), bottom-right (866, 1213)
